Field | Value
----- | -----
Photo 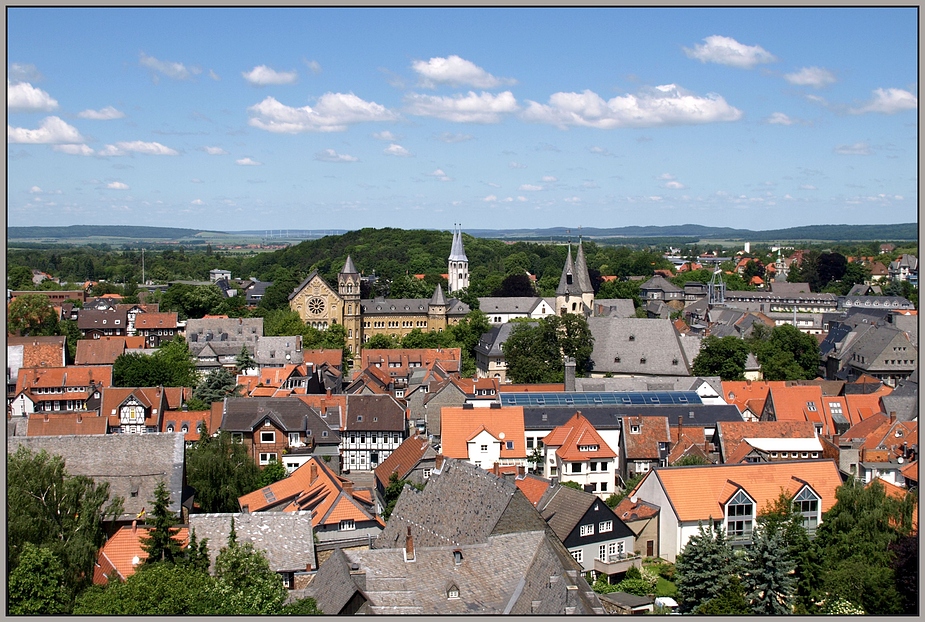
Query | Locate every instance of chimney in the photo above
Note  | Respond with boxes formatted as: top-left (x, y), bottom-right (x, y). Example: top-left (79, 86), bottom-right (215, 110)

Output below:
top-left (493, 462), bottom-right (500, 476)
top-left (564, 356), bottom-right (576, 392)
top-left (77, 412), bottom-right (82, 424)
top-left (43, 412), bottom-right (49, 422)
top-left (404, 526), bottom-right (415, 562)
top-left (890, 411), bottom-right (896, 423)
top-left (516, 464), bottom-right (525, 478)
top-left (310, 462), bottom-right (318, 484)
top-left (678, 415), bottom-right (683, 438)
top-left (132, 520), bottom-right (137, 533)
top-left (435, 454), bottom-right (444, 471)
top-left (342, 480), bottom-right (354, 496)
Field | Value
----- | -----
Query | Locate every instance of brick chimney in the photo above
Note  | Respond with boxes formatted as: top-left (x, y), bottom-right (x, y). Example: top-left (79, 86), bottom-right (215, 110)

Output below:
top-left (435, 454), bottom-right (444, 471)
top-left (890, 411), bottom-right (896, 423)
top-left (404, 526), bottom-right (415, 562)
top-left (77, 412), bottom-right (82, 424)
top-left (493, 462), bottom-right (500, 476)
top-left (310, 462), bottom-right (318, 485)
top-left (342, 480), bottom-right (354, 496)
top-left (516, 464), bottom-right (525, 478)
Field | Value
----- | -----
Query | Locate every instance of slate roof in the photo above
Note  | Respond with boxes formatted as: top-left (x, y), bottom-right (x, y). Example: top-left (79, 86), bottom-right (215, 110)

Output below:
top-left (189, 512), bottom-right (316, 573)
top-left (374, 458), bottom-right (548, 550)
top-left (185, 317), bottom-right (263, 342)
top-left (374, 433), bottom-right (438, 489)
top-left (592, 298), bottom-right (637, 318)
top-left (642, 460), bottom-right (843, 522)
top-left (474, 322), bottom-right (520, 358)
top-left (309, 530), bottom-right (603, 615)
top-left (536, 484), bottom-right (632, 543)
top-left (220, 397), bottom-right (341, 444)
top-left (449, 229), bottom-right (468, 262)
top-left (576, 375), bottom-right (723, 396)
top-left (880, 379), bottom-right (918, 422)
top-left (77, 308), bottom-right (128, 330)
top-left (588, 317), bottom-right (692, 375)
top-left (360, 297), bottom-right (471, 317)
top-left (477, 296), bottom-right (547, 315)
top-left (343, 395), bottom-right (406, 432)
top-left (640, 274), bottom-right (683, 294)
top-left (8, 432), bottom-right (186, 522)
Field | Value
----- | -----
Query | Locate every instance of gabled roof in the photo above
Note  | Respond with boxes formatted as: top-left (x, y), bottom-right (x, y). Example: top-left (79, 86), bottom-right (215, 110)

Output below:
top-left (614, 497), bottom-right (660, 522)
top-left (645, 460), bottom-right (843, 523)
top-left (189, 511), bottom-right (316, 572)
top-left (440, 406), bottom-right (527, 459)
top-left (449, 227), bottom-right (468, 262)
top-left (556, 245), bottom-right (585, 297)
top-left (238, 457), bottom-right (377, 529)
top-left (93, 525), bottom-right (190, 584)
top-left (639, 274), bottom-right (683, 293)
top-left (101, 387), bottom-right (168, 428)
top-left (543, 412), bottom-right (617, 461)
top-left (374, 433), bottom-right (437, 488)
top-left (27, 412), bottom-right (109, 436)
top-left (133, 312), bottom-right (179, 330)
top-left (7, 335), bottom-right (67, 368)
top-left (220, 397), bottom-right (341, 443)
top-left (75, 337), bottom-right (138, 365)
top-left (536, 484), bottom-right (623, 541)
top-left (588, 317), bottom-right (691, 376)
top-left (621, 415), bottom-right (670, 460)
top-left (343, 395), bottom-right (406, 432)
top-left (161, 410), bottom-right (211, 441)
top-left (514, 472), bottom-right (554, 506)
top-left (303, 348), bottom-right (344, 369)
top-left (15, 365), bottom-right (111, 395)
top-left (715, 420), bottom-right (817, 463)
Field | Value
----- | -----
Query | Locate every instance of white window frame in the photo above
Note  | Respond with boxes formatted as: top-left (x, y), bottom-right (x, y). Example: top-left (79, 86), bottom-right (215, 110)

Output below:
top-left (260, 431), bottom-right (275, 444)
top-left (288, 432), bottom-right (300, 446)
top-left (339, 519), bottom-right (356, 531)
top-left (580, 524), bottom-right (594, 537)
top-left (571, 549), bottom-right (583, 563)
top-left (259, 452), bottom-right (277, 465)
top-left (599, 520), bottom-right (613, 533)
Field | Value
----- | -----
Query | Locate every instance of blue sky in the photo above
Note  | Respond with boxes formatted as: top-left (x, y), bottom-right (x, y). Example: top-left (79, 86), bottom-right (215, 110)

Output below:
top-left (7, 7), bottom-right (918, 232)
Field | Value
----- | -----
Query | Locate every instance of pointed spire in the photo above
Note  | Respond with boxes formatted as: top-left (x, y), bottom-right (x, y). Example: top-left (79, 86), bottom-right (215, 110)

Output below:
top-left (430, 283), bottom-right (447, 306)
top-left (449, 226), bottom-right (468, 262)
top-left (574, 239), bottom-right (593, 294)
top-left (556, 245), bottom-right (583, 296)
top-left (341, 255), bottom-right (358, 275)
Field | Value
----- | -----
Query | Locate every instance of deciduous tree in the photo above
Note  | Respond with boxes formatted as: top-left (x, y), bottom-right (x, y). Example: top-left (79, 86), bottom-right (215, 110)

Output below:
top-left (691, 335), bottom-right (750, 380)
top-left (185, 429), bottom-right (261, 513)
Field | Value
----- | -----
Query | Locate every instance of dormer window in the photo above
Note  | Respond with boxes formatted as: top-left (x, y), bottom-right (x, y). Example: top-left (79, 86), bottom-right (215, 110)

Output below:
top-left (630, 425), bottom-right (640, 434)
top-left (640, 357), bottom-right (646, 364)
top-left (628, 335), bottom-right (635, 341)
top-left (447, 584), bottom-right (460, 599)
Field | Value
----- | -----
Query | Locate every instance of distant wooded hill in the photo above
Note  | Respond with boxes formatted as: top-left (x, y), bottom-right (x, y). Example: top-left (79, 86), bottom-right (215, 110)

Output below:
top-left (7, 222), bottom-right (918, 243)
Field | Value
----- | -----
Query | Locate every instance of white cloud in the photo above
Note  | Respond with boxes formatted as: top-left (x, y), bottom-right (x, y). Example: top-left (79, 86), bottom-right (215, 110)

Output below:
top-left (850, 88), bottom-right (917, 114)
top-left (766, 112), bottom-right (795, 125)
top-left (664, 181), bottom-right (685, 189)
top-left (191, 199), bottom-right (205, 205)
top-left (98, 141), bottom-right (179, 156)
top-left (107, 181), bottom-right (129, 189)
top-left (8, 81), bottom-right (58, 112)
top-left (683, 35), bottom-right (776, 69)
top-left (236, 157), bottom-right (262, 166)
top-left (411, 55), bottom-right (514, 89)
top-left (834, 142), bottom-right (871, 155)
top-left (428, 168), bottom-right (452, 181)
top-left (248, 93), bottom-right (397, 133)
top-left (242, 65), bottom-right (298, 86)
top-left (523, 84), bottom-right (742, 129)
top-left (209, 70), bottom-right (220, 81)
top-left (8, 116), bottom-right (82, 143)
top-left (784, 66), bottom-right (836, 88)
top-left (509, 161), bottom-right (527, 169)
top-left (658, 173), bottom-right (675, 180)
top-left (564, 196), bottom-right (581, 203)
top-left (305, 59), bottom-right (322, 74)
top-left (542, 176), bottom-right (557, 182)
top-left (53, 143), bottom-right (95, 156)
top-left (520, 184), bottom-right (543, 191)
top-left (437, 132), bottom-right (473, 143)
top-left (373, 130), bottom-right (400, 141)
top-left (384, 143), bottom-right (412, 157)
top-left (9, 63), bottom-right (41, 83)
top-left (29, 186), bottom-right (41, 193)
top-left (483, 194), bottom-right (498, 202)
top-left (78, 106), bottom-right (124, 120)
top-left (517, 196), bottom-right (527, 202)
top-left (800, 184), bottom-right (817, 190)
top-left (204, 146), bottom-right (228, 155)
top-left (404, 91), bottom-right (518, 123)
top-left (315, 148), bottom-right (358, 163)
top-left (589, 146), bottom-right (614, 156)
top-left (140, 52), bottom-right (199, 80)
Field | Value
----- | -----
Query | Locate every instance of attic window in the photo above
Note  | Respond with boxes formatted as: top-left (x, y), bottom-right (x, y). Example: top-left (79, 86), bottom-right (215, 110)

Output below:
top-left (447, 585), bottom-right (460, 599)
top-left (630, 425), bottom-right (640, 434)
top-left (806, 402), bottom-right (817, 412)
top-left (672, 358), bottom-right (679, 365)
top-left (264, 419), bottom-right (272, 426)
top-left (322, 431), bottom-right (328, 437)
top-left (453, 550), bottom-right (463, 565)
top-left (357, 415), bottom-right (363, 422)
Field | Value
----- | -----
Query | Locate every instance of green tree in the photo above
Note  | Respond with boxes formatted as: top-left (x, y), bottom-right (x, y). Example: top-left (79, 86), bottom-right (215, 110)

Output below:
top-left (742, 524), bottom-right (795, 614)
top-left (235, 343), bottom-right (257, 373)
top-left (113, 335), bottom-right (199, 387)
top-left (73, 562), bottom-right (216, 615)
top-left (492, 272), bottom-right (535, 296)
top-left (258, 268), bottom-right (300, 312)
top-left (695, 575), bottom-right (751, 615)
top-left (753, 324), bottom-right (820, 381)
top-left (691, 335), bottom-right (751, 380)
top-left (8, 542), bottom-right (71, 614)
top-left (674, 522), bottom-right (739, 613)
top-left (365, 333), bottom-right (401, 349)
top-left (257, 459), bottom-right (288, 488)
top-left (7, 265), bottom-right (36, 290)
top-left (208, 531), bottom-right (288, 615)
top-left (503, 314), bottom-right (593, 383)
top-left (192, 367), bottom-right (242, 408)
top-left (7, 293), bottom-right (60, 336)
top-left (671, 454), bottom-right (711, 467)
top-left (7, 446), bottom-right (123, 603)
top-left (381, 472), bottom-right (424, 521)
top-left (757, 490), bottom-right (820, 613)
top-left (140, 480), bottom-right (184, 565)
top-left (185, 428), bottom-right (261, 513)
top-left (281, 596), bottom-right (324, 615)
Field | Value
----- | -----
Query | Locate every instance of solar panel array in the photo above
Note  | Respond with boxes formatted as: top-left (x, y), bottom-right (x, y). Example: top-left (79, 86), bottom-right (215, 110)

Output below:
top-left (500, 391), bottom-right (703, 407)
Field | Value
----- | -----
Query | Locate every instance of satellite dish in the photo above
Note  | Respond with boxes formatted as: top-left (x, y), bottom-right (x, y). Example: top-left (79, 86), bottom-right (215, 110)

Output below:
top-left (898, 457), bottom-right (904, 464)
top-left (499, 432), bottom-right (505, 439)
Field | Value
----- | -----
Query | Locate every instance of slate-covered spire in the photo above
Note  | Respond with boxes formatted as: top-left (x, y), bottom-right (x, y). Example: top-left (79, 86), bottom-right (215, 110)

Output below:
top-left (430, 283), bottom-right (447, 306)
top-left (449, 228), bottom-right (468, 262)
top-left (556, 245), bottom-right (583, 297)
top-left (574, 239), bottom-right (593, 294)
top-left (341, 255), bottom-right (359, 275)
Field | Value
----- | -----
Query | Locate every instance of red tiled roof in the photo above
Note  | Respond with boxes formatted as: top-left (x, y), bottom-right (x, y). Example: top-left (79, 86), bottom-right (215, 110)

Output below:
top-left (498, 383), bottom-right (566, 393)
top-left (545, 412), bottom-right (617, 462)
top-left (75, 337), bottom-right (128, 365)
top-left (440, 406), bottom-right (526, 460)
top-left (621, 415), bottom-right (670, 460)
top-left (133, 312), bottom-right (179, 330)
top-left (161, 410), bottom-right (211, 441)
top-left (15, 365), bottom-right (112, 396)
top-left (614, 497), bottom-right (659, 522)
top-left (374, 433), bottom-right (433, 488)
top-left (27, 413), bottom-right (108, 436)
top-left (93, 525), bottom-right (190, 584)
top-left (7, 336), bottom-right (67, 368)
top-left (514, 473), bottom-right (553, 507)
top-left (647, 461), bottom-right (843, 522)
top-left (303, 349), bottom-right (343, 369)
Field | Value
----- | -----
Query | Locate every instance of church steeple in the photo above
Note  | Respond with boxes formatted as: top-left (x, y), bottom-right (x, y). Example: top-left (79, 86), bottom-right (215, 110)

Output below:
top-left (448, 225), bottom-right (469, 293)
top-left (574, 238), bottom-right (593, 295)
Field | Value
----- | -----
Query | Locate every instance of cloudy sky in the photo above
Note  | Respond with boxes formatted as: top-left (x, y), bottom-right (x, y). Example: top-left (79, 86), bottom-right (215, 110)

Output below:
top-left (7, 7), bottom-right (918, 232)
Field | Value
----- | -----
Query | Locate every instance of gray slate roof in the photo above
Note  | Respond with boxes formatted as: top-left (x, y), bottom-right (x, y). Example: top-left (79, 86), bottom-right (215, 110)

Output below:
top-left (477, 296), bottom-right (546, 315)
top-left (186, 317), bottom-right (263, 342)
top-left (344, 394), bottom-right (406, 432)
top-left (220, 397), bottom-right (342, 444)
top-left (522, 404), bottom-right (744, 431)
top-left (588, 317), bottom-right (692, 376)
top-left (449, 229), bottom-right (468, 262)
top-left (374, 458), bottom-right (548, 549)
top-left (592, 298), bottom-right (637, 318)
top-left (309, 530), bottom-right (603, 615)
top-left (575, 375), bottom-right (722, 396)
top-left (188, 511), bottom-right (316, 573)
top-left (7, 432), bottom-right (185, 521)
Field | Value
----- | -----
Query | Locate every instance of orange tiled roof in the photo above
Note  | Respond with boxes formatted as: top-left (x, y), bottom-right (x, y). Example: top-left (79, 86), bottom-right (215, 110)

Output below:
top-left (15, 365), bottom-right (111, 395)
top-left (614, 497), bottom-right (660, 522)
top-left (101, 387), bottom-right (166, 428)
top-left (93, 525), bottom-right (190, 584)
top-left (75, 337), bottom-right (128, 365)
top-left (133, 312), bottom-right (178, 330)
top-left (498, 383), bottom-right (566, 393)
top-left (841, 412), bottom-right (889, 441)
top-left (374, 433), bottom-right (433, 488)
top-left (7, 336), bottom-right (67, 368)
top-left (440, 405), bottom-right (526, 460)
top-left (900, 460), bottom-right (918, 481)
top-left (161, 410), bottom-right (211, 441)
top-left (620, 415), bottom-right (670, 460)
top-left (721, 381), bottom-right (786, 416)
top-left (303, 349), bottom-right (343, 369)
top-left (648, 460), bottom-right (843, 522)
top-left (27, 413), bottom-right (108, 436)
top-left (544, 412), bottom-right (617, 461)
top-left (514, 473), bottom-right (553, 507)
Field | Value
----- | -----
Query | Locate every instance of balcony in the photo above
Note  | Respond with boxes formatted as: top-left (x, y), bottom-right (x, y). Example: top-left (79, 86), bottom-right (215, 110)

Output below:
top-left (592, 552), bottom-right (642, 575)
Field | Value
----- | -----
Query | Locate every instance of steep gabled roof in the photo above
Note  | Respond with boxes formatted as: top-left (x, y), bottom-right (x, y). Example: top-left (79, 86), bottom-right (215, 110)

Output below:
top-left (440, 406), bottom-right (527, 460)
top-left (189, 511), bottom-right (316, 572)
top-left (93, 525), bottom-right (190, 584)
top-left (374, 433), bottom-right (437, 488)
top-left (449, 227), bottom-right (468, 262)
top-left (27, 412), bottom-right (109, 436)
top-left (621, 415), bottom-right (670, 460)
top-left (715, 420), bottom-right (817, 463)
top-left (543, 412), bottom-right (617, 462)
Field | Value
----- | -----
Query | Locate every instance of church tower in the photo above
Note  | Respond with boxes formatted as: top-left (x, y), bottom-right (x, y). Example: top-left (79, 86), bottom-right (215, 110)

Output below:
top-left (338, 255), bottom-right (362, 359)
top-left (428, 283), bottom-right (448, 332)
top-left (574, 238), bottom-right (595, 309)
top-left (556, 242), bottom-right (593, 317)
top-left (448, 225), bottom-right (469, 293)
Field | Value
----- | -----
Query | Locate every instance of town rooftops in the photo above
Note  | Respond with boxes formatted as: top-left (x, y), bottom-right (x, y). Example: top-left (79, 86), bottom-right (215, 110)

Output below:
top-left (189, 511), bottom-right (316, 573)
top-left (93, 524), bottom-right (190, 584)
top-left (374, 433), bottom-right (437, 489)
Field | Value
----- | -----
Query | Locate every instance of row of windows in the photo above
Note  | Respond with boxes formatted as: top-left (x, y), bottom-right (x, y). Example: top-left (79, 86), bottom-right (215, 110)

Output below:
top-left (569, 461), bottom-right (609, 473)
top-left (348, 434), bottom-right (401, 444)
top-left (771, 451), bottom-right (818, 459)
top-left (38, 400), bottom-right (85, 411)
top-left (31, 386), bottom-right (87, 394)
top-left (579, 521), bottom-right (613, 537)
